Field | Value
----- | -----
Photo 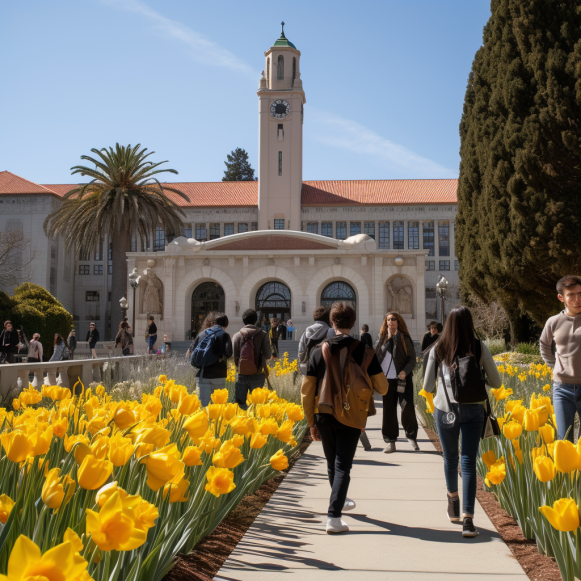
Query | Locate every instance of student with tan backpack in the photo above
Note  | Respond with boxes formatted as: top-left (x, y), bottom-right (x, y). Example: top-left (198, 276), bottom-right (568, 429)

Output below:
top-left (301, 302), bottom-right (389, 534)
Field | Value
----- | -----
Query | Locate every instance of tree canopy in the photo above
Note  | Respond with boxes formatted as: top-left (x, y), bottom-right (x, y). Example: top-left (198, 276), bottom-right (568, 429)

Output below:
top-left (456, 0), bottom-right (581, 342)
top-left (222, 148), bottom-right (257, 181)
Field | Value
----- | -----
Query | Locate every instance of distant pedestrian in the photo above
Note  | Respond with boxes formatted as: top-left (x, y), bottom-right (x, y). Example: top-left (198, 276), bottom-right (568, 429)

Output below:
top-left (540, 274), bottom-right (581, 441)
top-left (423, 306), bottom-right (501, 538)
top-left (147, 316), bottom-right (157, 354)
top-left (27, 333), bottom-right (43, 363)
top-left (302, 302), bottom-right (388, 534)
top-left (187, 312), bottom-right (217, 358)
top-left (278, 320), bottom-right (287, 340)
top-left (50, 334), bottom-right (70, 361)
top-left (232, 309), bottom-right (272, 409)
top-left (86, 323), bottom-right (100, 359)
top-left (286, 319), bottom-right (295, 340)
top-left (422, 320), bottom-right (440, 351)
top-left (190, 312), bottom-right (232, 406)
top-left (298, 307), bottom-right (336, 375)
top-left (115, 321), bottom-right (134, 356)
top-left (67, 330), bottom-right (77, 359)
top-left (360, 324), bottom-right (373, 348)
top-left (0, 321), bottom-right (19, 364)
top-left (269, 318), bottom-right (280, 358)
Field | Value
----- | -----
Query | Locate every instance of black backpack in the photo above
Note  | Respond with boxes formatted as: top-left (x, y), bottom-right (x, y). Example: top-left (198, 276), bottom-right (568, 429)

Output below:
top-left (442, 340), bottom-right (487, 403)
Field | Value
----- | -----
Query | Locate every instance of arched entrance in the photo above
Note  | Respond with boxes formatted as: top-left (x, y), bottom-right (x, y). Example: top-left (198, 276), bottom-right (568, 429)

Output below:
top-left (320, 281), bottom-right (357, 311)
top-left (190, 282), bottom-right (225, 338)
top-left (255, 282), bottom-right (291, 330)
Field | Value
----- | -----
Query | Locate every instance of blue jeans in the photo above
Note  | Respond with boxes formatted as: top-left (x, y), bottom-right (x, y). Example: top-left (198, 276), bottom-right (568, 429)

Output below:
top-left (148, 334), bottom-right (157, 352)
top-left (435, 403), bottom-right (485, 517)
top-left (553, 381), bottom-right (581, 441)
top-left (234, 373), bottom-right (266, 410)
top-left (197, 378), bottom-right (226, 407)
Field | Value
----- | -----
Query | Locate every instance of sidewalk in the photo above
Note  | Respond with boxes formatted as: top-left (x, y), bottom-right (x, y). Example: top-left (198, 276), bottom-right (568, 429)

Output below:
top-left (216, 398), bottom-right (528, 580)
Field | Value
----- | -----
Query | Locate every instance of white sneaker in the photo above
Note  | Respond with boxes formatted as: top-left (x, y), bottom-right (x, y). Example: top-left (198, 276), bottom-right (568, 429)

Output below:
top-left (326, 517), bottom-right (349, 534)
top-left (343, 497), bottom-right (356, 512)
top-left (408, 438), bottom-right (420, 451)
top-left (383, 441), bottom-right (396, 454)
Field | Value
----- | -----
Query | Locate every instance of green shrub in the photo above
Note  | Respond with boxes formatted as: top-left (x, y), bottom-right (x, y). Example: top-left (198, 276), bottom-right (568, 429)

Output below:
top-left (484, 338), bottom-right (506, 357)
top-left (516, 342), bottom-right (541, 356)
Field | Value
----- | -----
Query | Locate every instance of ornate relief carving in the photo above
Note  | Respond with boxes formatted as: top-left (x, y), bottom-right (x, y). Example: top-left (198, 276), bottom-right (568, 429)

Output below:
top-left (141, 269), bottom-right (163, 315)
top-left (334, 257), bottom-right (341, 264)
top-left (386, 276), bottom-right (413, 315)
top-left (203, 258), bottom-right (210, 266)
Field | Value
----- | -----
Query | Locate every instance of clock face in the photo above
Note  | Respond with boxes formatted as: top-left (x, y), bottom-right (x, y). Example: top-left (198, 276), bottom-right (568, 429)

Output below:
top-left (270, 99), bottom-right (291, 118)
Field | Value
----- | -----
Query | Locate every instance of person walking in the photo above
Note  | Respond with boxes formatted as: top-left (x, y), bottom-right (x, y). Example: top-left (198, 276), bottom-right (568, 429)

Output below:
top-left (286, 319), bottom-right (294, 340)
top-left (423, 306), bottom-right (501, 538)
top-left (422, 320), bottom-right (440, 351)
top-left (269, 318), bottom-right (280, 359)
top-left (0, 321), bottom-right (20, 363)
top-left (278, 320), bottom-right (287, 340)
top-left (298, 307), bottom-right (336, 375)
top-left (302, 302), bottom-right (389, 534)
top-left (540, 274), bottom-right (581, 441)
top-left (375, 312), bottom-right (418, 453)
top-left (232, 309), bottom-right (272, 409)
top-left (27, 333), bottom-right (43, 363)
top-left (115, 321), bottom-right (134, 356)
top-left (49, 334), bottom-right (70, 362)
top-left (86, 323), bottom-right (100, 359)
top-left (360, 324), bottom-right (373, 347)
top-left (146, 316), bottom-right (157, 354)
top-left (190, 313), bottom-right (232, 406)
top-left (67, 330), bottom-right (77, 359)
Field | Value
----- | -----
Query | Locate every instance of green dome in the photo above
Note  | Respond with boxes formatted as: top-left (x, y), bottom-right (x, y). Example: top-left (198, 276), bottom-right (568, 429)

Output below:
top-left (272, 22), bottom-right (296, 49)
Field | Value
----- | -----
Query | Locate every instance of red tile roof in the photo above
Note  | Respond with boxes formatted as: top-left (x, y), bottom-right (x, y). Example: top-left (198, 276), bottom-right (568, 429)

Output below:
top-left (1, 171), bottom-right (458, 207)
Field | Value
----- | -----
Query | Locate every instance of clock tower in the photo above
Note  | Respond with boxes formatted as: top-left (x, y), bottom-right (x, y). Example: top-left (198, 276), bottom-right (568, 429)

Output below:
top-left (257, 23), bottom-right (306, 231)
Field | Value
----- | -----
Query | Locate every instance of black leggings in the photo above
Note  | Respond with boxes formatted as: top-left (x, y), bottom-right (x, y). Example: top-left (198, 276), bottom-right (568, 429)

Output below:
top-left (382, 375), bottom-right (418, 441)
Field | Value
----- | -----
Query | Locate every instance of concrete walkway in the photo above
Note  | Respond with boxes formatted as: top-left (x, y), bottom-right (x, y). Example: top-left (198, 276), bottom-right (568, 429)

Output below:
top-left (216, 398), bottom-right (528, 580)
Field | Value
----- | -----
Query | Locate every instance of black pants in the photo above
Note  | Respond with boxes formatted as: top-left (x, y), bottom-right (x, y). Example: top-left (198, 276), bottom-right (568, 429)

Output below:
top-left (271, 339), bottom-right (279, 358)
top-left (316, 413), bottom-right (361, 518)
top-left (382, 375), bottom-right (418, 441)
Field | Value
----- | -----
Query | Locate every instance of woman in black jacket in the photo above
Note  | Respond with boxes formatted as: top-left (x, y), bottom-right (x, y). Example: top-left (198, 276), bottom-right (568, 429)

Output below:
top-left (0, 321), bottom-right (20, 363)
top-left (374, 311), bottom-right (418, 453)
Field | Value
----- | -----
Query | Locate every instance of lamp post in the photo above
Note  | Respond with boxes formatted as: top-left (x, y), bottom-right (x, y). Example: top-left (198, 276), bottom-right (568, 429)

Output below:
top-left (128, 268), bottom-right (141, 337)
top-left (436, 274), bottom-right (449, 325)
top-left (119, 296), bottom-right (128, 321)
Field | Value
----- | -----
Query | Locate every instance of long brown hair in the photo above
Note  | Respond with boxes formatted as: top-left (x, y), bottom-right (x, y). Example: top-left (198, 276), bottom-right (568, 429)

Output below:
top-left (379, 311), bottom-right (410, 345)
top-left (434, 306), bottom-right (478, 367)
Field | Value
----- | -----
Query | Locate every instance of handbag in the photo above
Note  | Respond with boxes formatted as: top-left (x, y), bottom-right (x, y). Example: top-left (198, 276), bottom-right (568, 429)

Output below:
top-left (122, 347), bottom-right (131, 356)
top-left (482, 397), bottom-right (501, 439)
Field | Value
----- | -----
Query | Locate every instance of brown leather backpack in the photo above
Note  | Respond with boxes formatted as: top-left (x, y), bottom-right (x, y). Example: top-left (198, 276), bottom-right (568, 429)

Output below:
top-left (318, 340), bottom-right (376, 430)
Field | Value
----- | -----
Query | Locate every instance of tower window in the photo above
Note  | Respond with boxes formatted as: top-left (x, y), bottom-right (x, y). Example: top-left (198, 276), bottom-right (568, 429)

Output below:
top-left (278, 151), bottom-right (282, 176)
top-left (292, 57), bottom-right (296, 87)
top-left (277, 55), bottom-right (284, 80)
top-left (267, 58), bottom-right (270, 84)
top-left (277, 123), bottom-right (284, 141)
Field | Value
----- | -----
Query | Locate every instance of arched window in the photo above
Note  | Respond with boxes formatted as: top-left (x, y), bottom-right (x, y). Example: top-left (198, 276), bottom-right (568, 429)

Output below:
top-left (255, 281), bottom-right (291, 327)
top-left (277, 55), bottom-right (284, 80)
top-left (267, 58), bottom-right (270, 84)
top-left (292, 57), bottom-right (296, 87)
top-left (320, 281), bottom-right (357, 311)
top-left (190, 282), bottom-right (225, 338)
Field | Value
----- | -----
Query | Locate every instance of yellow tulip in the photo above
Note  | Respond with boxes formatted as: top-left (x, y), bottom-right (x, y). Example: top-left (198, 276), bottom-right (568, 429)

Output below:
top-left (183, 411), bottom-right (209, 443)
top-left (257, 404), bottom-right (271, 418)
top-left (199, 432), bottom-right (221, 455)
top-left (63, 527), bottom-right (84, 553)
top-left (208, 404), bottom-right (224, 420)
top-left (1, 535), bottom-right (89, 581)
top-left (482, 450), bottom-right (497, 470)
top-left (86, 491), bottom-right (147, 551)
top-left (163, 471), bottom-right (190, 503)
top-left (73, 442), bottom-right (92, 466)
top-left (270, 449), bottom-right (289, 471)
top-left (211, 388), bottom-right (229, 404)
top-left (286, 403), bottom-right (305, 421)
top-left (250, 432), bottom-right (268, 449)
top-left (231, 434), bottom-right (245, 448)
top-left (223, 403), bottom-right (239, 421)
top-left (143, 396), bottom-right (163, 419)
top-left (554, 440), bottom-right (579, 473)
top-left (490, 385), bottom-right (513, 401)
top-left (112, 404), bottom-right (136, 430)
top-left (276, 420), bottom-right (294, 443)
top-left (78, 456), bottom-right (113, 490)
top-left (229, 416), bottom-right (251, 436)
top-left (247, 387), bottom-right (270, 405)
top-left (12, 398), bottom-right (20, 411)
top-left (42, 468), bottom-right (76, 510)
top-left (485, 458), bottom-right (506, 485)
top-left (205, 466), bottom-right (236, 497)
top-left (51, 417), bottom-right (68, 439)
top-left (182, 445), bottom-right (203, 466)
top-left (418, 389), bottom-right (434, 413)
top-left (109, 434), bottom-right (135, 467)
top-left (0, 494), bottom-right (15, 524)
top-left (533, 455), bottom-right (557, 482)
top-left (145, 444), bottom-right (184, 491)
top-left (159, 374), bottom-right (168, 384)
top-left (136, 425), bottom-right (170, 448)
top-left (135, 442), bottom-right (154, 462)
top-left (178, 393), bottom-right (201, 415)
top-left (124, 495), bottom-right (158, 532)
top-left (510, 404), bottom-right (526, 424)
top-left (511, 439), bottom-right (522, 464)
top-left (543, 383), bottom-right (551, 392)
top-left (90, 436), bottom-right (110, 460)
top-left (1, 430), bottom-right (34, 463)
top-left (539, 498), bottom-right (580, 532)
top-left (96, 482), bottom-right (127, 508)
top-left (260, 418), bottom-right (279, 436)
top-left (502, 421), bottom-right (522, 440)
top-left (64, 434), bottom-right (90, 453)
top-left (539, 424), bottom-right (555, 444)
top-left (213, 441), bottom-right (245, 469)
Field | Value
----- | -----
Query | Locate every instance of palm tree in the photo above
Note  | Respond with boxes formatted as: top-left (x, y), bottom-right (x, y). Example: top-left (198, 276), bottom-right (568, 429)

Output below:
top-left (44, 144), bottom-right (188, 336)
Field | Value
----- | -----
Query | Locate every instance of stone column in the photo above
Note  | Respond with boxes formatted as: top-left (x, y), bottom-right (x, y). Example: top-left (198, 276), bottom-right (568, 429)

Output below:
top-left (451, 220), bottom-right (456, 261)
top-left (318, 220), bottom-right (322, 235)
top-left (346, 220), bottom-right (351, 238)
top-left (434, 219), bottom-right (439, 263)
top-left (404, 220), bottom-right (408, 250)
top-left (163, 258), bottom-right (176, 341)
top-left (220, 223), bottom-right (224, 238)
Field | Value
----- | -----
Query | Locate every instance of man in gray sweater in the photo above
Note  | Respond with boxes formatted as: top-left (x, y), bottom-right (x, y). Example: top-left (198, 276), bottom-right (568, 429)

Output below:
top-left (540, 274), bottom-right (581, 441)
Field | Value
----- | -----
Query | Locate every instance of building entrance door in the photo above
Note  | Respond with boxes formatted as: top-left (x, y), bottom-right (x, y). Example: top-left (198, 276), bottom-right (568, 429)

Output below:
top-left (190, 282), bottom-right (225, 339)
top-left (255, 281), bottom-right (291, 332)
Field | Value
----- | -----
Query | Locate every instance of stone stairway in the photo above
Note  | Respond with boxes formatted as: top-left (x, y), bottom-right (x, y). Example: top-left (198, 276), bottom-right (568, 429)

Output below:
top-left (277, 340), bottom-right (299, 361)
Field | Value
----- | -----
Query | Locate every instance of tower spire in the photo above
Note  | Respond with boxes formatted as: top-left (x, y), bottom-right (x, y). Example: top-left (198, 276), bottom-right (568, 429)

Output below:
top-left (281, 21), bottom-right (285, 34)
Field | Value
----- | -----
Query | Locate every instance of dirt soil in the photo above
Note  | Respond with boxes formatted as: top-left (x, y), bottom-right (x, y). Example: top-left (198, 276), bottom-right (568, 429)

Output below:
top-left (423, 426), bottom-right (561, 581)
top-left (164, 433), bottom-right (313, 581)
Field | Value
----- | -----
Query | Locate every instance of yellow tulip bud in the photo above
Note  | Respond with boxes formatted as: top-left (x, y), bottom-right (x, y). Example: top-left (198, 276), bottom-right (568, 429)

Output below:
top-left (78, 456), bottom-right (113, 490)
top-left (490, 385), bottom-right (513, 401)
top-left (145, 444), bottom-right (184, 491)
top-left (502, 421), bottom-right (522, 440)
top-left (250, 432), bottom-right (268, 449)
top-left (112, 404), bottom-right (136, 430)
top-left (178, 393), bottom-right (201, 415)
top-left (539, 424), bottom-right (555, 444)
top-left (163, 471), bottom-right (190, 503)
top-left (485, 458), bottom-right (506, 485)
top-left (109, 434), bottom-right (135, 467)
top-left (12, 398), bottom-right (20, 411)
top-left (231, 434), bottom-right (245, 448)
top-left (285, 403), bottom-right (305, 421)
top-left (276, 420), bottom-right (294, 444)
top-left (183, 411), bottom-right (209, 443)
top-left (182, 445), bottom-right (203, 466)
top-left (482, 450), bottom-right (497, 470)
top-left (533, 455), bottom-right (557, 483)
top-left (270, 449), bottom-right (289, 471)
top-left (210, 388), bottom-right (229, 405)
top-left (1, 430), bottom-right (34, 463)
top-left (42, 468), bottom-right (76, 510)
top-left (213, 441), bottom-right (245, 469)
top-left (554, 440), bottom-right (579, 473)
top-left (539, 498), bottom-right (580, 532)
top-left (260, 418), bottom-right (279, 436)
top-left (205, 466), bottom-right (236, 497)
top-left (0, 494), bottom-right (15, 524)
top-left (229, 416), bottom-right (251, 436)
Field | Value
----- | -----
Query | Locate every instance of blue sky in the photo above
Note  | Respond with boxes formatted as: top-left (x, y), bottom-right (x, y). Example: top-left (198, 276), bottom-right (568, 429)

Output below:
top-left (0, 0), bottom-right (491, 185)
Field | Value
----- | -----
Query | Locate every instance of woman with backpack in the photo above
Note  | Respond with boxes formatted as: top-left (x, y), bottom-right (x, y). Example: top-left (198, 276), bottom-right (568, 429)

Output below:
top-left (375, 312), bottom-right (418, 453)
top-left (423, 306), bottom-right (501, 538)
top-left (115, 321), bottom-right (134, 356)
top-left (49, 334), bottom-right (70, 361)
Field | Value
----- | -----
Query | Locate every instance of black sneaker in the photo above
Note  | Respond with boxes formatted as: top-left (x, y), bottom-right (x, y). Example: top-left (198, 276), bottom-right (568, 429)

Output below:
top-left (462, 516), bottom-right (479, 538)
top-left (359, 432), bottom-right (372, 451)
top-left (447, 495), bottom-right (460, 523)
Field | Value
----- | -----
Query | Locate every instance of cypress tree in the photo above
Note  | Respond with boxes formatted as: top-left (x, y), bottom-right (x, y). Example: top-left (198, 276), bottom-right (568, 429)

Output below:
top-left (222, 148), bottom-right (257, 181)
top-left (457, 0), bottom-right (581, 343)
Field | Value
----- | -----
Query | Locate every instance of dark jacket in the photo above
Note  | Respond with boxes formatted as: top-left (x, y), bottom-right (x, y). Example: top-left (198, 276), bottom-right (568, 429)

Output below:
top-left (68, 335), bottom-right (77, 351)
top-left (191, 325), bottom-right (233, 379)
top-left (374, 332), bottom-right (416, 377)
top-left (148, 322), bottom-right (157, 336)
top-left (360, 332), bottom-right (373, 348)
top-left (86, 328), bottom-right (100, 348)
top-left (0, 329), bottom-right (20, 353)
top-left (277, 323), bottom-right (287, 340)
top-left (421, 331), bottom-right (439, 351)
top-left (115, 329), bottom-right (133, 351)
top-left (232, 325), bottom-right (271, 375)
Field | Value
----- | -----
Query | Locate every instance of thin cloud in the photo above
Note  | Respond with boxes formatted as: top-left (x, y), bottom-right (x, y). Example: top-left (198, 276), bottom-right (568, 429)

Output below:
top-left (102, 0), bottom-right (255, 76)
top-left (310, 110), bottom-right (456, 178)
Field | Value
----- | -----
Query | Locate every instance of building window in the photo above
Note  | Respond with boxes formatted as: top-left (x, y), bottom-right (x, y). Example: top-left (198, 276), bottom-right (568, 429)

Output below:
top-left (224, 223), bottom-right (234, 236)
top-left (306, 222), bottom-right (318, 234)
top-left (108, 264), bottom-right (112, 274)
top-left (439, 221), bottom-right (450, 256)
top-left (364, 222), bottom-right (375, 240)
top-left (154, 227), bottom-right (165, 252)
top-left (393, 221), bottom-right (404, 250)
top-left (94, 265), bottom-right (103, 275)
top-left (408, 221), bottom-right (419, 249)
top-left (108, 292), bottom-right (111, 302)
top-left (195, 224), bottom-right (207, 241)
top-left (86, 291), bottom-right (99, 302)
top-left (79, 265), bottom-right (90, 275)
top-left (292, 57), bottom-right (296, 87)
top-left (336, 222), bottom-right (347, 240)
top-left (183, 224), bottom-right (192, 238)
top-left (94, 245), bottom-right (103, 261)
top-left (378, 222), bottom-right (390, 249)
top-left (423, 221), bottom-right (434, 256)
top-left (208, 224), bottom-right (220, 239)
top-left (79, 249), bottom-right (91, 261)
top-left (425, 260), bottom-right (435, 271)
top-left (238, 223), bottom-right (249, 233)
top-left (455, 260), bottom-right (459, 271)
top-left (439, 260), bottom-right (450, 271)
top-left (251, 222), bottom-right (258, 231)
top-left (426, 287), bottom-right (437, 299)
top-left (350, 222), bottom-right (361, 237)
top-left (321, 222), bottom-right (333, 237)
top-left (274, 219), bottom-right (285, 230)
top-left (278, 151), bottom-right (282, 176)
top-left (277, 55), bottom-right (284, 79)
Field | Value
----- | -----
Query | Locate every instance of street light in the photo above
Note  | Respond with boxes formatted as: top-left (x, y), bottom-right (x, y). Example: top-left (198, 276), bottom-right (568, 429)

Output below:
top-left (119, 296), bottom-right (128, 320)
top-left (128, 268), bottom-right (141, 337)
top-left (436, 274), bottom-right (449, 325)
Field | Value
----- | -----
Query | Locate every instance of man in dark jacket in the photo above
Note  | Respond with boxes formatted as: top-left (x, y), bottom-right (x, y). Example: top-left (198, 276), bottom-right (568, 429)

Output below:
top-left (191, 312), bottom-right (233, 406)
top-left (86, 323), bottom-right (100, 359)
top-left (360, 324), bottom-right (373, 347)
top-left (421, 321), bottom-right (440, 351)
top-left (277, 320), bottom-right (287, 340)
top-left (0, 321), bottom-right (20, 363)
top-left (232, 309), bottom-right (272, 409)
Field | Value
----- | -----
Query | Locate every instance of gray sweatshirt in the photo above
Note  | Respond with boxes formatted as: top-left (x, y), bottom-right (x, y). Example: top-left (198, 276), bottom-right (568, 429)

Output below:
top-left (540, 311), bottom-right (581, 384)
top-left (298, 321), bottom-right (335, 375)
